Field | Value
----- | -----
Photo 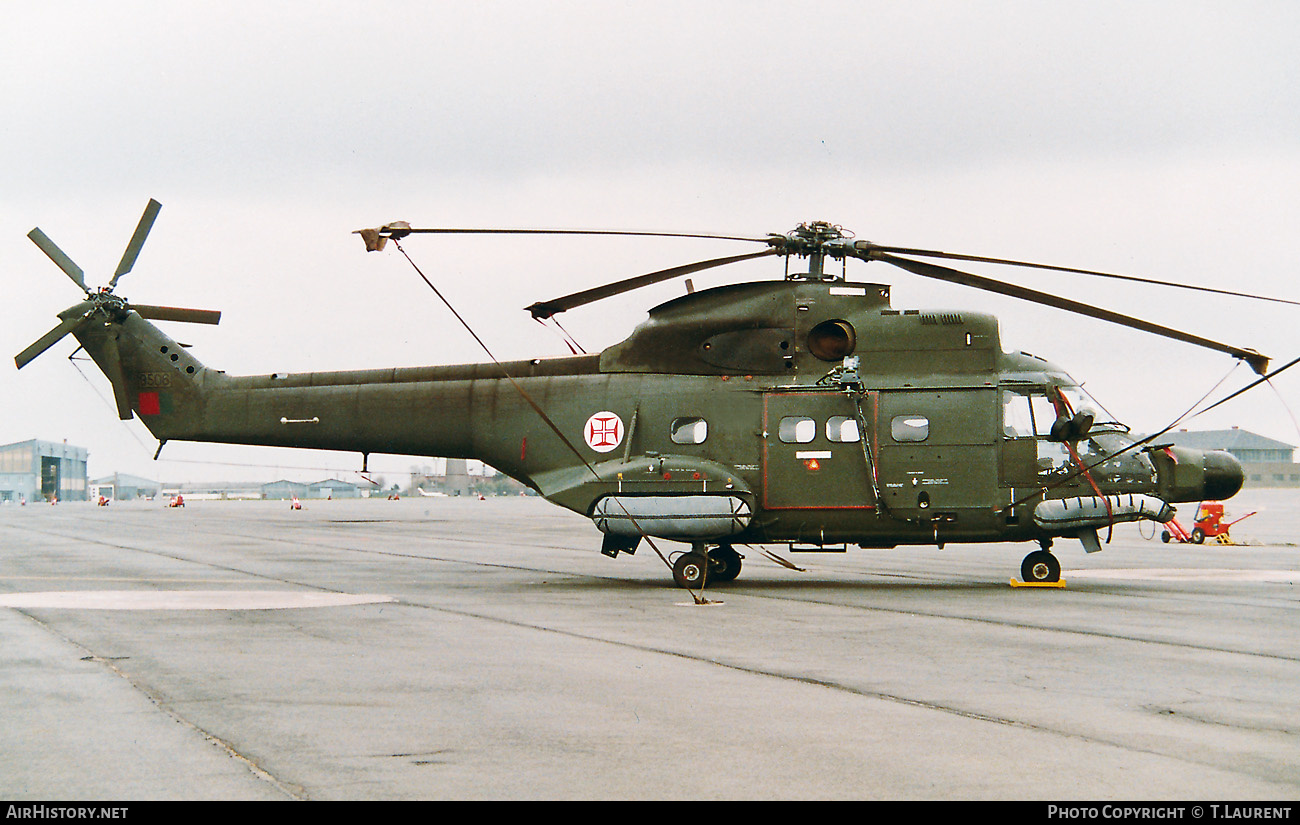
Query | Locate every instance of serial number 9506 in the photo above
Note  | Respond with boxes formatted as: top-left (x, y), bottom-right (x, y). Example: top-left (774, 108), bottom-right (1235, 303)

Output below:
top-left (139, 373), bottom-right (173, 388)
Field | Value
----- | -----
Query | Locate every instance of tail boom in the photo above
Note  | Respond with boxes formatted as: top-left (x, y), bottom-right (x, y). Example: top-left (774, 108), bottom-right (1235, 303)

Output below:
top-left (73, 313), bottom-right (602, 480)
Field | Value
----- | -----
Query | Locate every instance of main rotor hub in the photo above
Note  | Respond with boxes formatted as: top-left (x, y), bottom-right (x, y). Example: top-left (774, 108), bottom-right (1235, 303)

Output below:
top-left (769, 221), bottom-right (859, 281)
top-left (91, 289), bottom-right (128, 313)
top-left (794, 221), bottom-right (851, 245)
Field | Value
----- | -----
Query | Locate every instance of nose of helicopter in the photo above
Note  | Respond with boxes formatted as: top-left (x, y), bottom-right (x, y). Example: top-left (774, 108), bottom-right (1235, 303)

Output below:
top-left (1203, 450), bottom-right (1245, 501)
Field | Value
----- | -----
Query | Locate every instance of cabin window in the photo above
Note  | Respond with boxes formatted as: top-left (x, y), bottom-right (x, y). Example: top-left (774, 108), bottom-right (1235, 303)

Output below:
top-left (826, 416), bottom-right (861, 443)
top-left (890, 415), bottom-right (929, 442)
top-left (778, 416), bottom-right (817, 443)
top-left (670, 417), bottom-right (708, 444)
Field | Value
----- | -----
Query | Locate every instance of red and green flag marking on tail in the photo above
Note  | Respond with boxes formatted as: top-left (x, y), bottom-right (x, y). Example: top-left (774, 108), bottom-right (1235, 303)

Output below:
top-left (137, 392), bottom-right (174, 416)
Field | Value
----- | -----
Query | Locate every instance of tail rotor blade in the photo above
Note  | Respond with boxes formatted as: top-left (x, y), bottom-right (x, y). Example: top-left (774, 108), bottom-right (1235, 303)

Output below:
top-left (15, 314), bottom-right (90, 369)
top-left (28, 228), bottom-right (89, 294)
top-left (110, 198), bottom-right (162, 288)
top-left (132, 304), bottom-right (222, 325)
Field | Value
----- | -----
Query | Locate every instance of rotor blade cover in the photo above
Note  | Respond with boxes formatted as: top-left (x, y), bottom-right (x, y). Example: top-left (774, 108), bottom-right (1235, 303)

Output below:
top-left (100, 332), bottom-right (135, 420)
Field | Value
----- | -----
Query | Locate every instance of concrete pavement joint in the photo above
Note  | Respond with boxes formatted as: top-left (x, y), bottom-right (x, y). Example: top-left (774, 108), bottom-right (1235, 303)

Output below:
top-left (10, 607), bottom-right (308, 800)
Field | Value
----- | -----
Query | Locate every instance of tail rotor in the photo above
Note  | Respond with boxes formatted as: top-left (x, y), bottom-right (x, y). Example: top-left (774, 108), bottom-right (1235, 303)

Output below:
top-left (15, 199), bottom-right (221, 370)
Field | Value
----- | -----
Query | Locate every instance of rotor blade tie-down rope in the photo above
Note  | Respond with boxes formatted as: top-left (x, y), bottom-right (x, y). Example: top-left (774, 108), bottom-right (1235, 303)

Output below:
top-left (1052, 387), bottom-right (1114, 541)
top-left (534, 316), bottom-right (580, 355)
top-left (549, 316), bottom-right (587, 355)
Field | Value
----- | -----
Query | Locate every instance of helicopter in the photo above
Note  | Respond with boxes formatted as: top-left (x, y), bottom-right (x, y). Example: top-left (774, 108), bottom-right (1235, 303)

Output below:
top-left (15, 201), bottom-right (1287, 590)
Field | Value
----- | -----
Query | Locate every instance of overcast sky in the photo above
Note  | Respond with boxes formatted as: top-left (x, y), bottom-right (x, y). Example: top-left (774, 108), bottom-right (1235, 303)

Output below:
top-left (3, 1), bottom-right (1298, 484)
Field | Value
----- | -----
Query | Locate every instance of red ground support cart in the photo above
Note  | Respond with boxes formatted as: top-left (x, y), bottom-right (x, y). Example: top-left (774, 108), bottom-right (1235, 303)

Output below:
top-left (1161, 501), bottom-right (1257, 545)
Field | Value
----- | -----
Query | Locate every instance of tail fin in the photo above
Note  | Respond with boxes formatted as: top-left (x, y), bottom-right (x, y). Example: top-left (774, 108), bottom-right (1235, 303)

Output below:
top-left (74, 311), bottom-right (223, 439)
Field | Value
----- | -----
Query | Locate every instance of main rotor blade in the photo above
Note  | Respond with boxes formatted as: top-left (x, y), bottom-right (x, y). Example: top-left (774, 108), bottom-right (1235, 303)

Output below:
top-left (877, 253), bottom-right (1270, 374)
top-left (15, 314), bottom-right (91, 369)
top-left (397, 227), bottom-right (767, 242)
top-left (28, 228), bottom-right (88, 293)
top-left (110, 198), bottom-right (162, 288)
top-left (525, 249), bottom-right (779, 319)
top-left (858, 242), bottom-right (1300, 307)
top-left (132, 304), bottom-right (222, 325)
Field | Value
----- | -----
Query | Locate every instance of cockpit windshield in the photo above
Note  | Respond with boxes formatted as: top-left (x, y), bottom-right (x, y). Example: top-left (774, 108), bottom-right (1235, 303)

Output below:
top-left (1057, 385), bottom-right (1126, 431)
top-left (1002, 383), bottom-right (1150, 485)
top-left (1003, 384), bottom-right (1129, 437)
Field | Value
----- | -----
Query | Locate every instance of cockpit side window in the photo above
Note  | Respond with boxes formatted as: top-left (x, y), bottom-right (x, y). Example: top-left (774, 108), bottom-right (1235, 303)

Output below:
top-left (1002, 388), bottom-right (1059, 437)
top-left (1030, 395), bottom-right (1059, 437)
top-left (1002, 391), bottom-right (1035, 437)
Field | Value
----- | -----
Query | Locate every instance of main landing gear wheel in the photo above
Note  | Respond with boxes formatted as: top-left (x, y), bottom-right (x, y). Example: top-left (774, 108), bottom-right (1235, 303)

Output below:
top-left (708, 545), bottom-right (743, 583)
top-left (1020, 550), bottom-right (1061, 583)
top-left (673, 552), bottom-right (709, 589)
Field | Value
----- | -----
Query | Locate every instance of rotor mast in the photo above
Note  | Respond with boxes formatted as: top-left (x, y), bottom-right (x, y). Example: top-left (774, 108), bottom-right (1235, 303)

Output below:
top-left (772, 221), bottom-right (852, 281)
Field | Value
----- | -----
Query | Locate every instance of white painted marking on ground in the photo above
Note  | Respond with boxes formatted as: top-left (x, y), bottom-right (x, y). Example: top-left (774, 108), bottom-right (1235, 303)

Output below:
top-left (1067, 568), bottom-right (1298, 583)
top-left (0, 591), bottom-right (397, 610)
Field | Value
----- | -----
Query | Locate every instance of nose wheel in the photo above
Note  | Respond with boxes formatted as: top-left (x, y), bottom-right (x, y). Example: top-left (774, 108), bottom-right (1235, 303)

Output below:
top-left (1020, 549), bottom-right (1061, 583)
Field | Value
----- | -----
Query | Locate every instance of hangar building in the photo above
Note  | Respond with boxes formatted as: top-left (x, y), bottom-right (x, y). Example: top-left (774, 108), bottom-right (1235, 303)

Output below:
top-left (1163, 428), bottom-right (1298, 488)
top-left (0, 439), bottom-right (89, 503)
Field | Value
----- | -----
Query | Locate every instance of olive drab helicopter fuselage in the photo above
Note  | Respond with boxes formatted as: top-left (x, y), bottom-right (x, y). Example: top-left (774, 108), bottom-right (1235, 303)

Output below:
top-left (17, 207), bottom-right (1268, 590)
